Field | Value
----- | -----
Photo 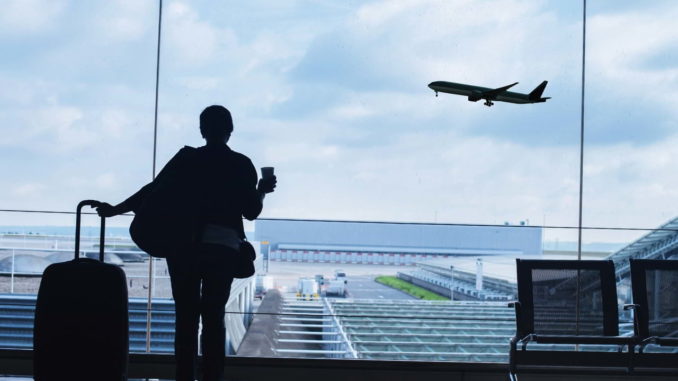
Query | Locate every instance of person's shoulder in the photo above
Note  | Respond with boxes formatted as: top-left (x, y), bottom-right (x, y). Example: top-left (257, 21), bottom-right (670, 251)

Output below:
top-left (166, 146), bottom-right (197, 162)
top-left (229, 149), bottom-right (254, 165)
top-left (180, 145), bottom-right (198, 155)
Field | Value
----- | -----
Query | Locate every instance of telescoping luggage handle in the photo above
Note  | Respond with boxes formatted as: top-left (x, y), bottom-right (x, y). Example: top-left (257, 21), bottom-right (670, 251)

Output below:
top-left (74, 200), bottom-right (105, 261)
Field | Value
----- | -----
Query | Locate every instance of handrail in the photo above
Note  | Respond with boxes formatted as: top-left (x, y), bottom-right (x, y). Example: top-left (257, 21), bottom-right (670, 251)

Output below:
top-left (323, 298), bottom-right (358, 359)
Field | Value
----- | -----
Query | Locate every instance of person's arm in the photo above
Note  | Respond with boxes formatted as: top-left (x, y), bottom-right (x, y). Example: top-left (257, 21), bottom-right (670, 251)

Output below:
top-left (117, 182), bottom-right (154, 213)
top-left (97, 146), bottom-right (193, 217)
top-left (97, 182), bottom-right (153, 217)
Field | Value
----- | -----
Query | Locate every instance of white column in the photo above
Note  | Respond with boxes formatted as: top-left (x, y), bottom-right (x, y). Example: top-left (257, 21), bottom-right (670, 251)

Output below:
top-left (476, 258), bottom-right (483, 291)
top-left (449, 265), bottom-right (454, 301)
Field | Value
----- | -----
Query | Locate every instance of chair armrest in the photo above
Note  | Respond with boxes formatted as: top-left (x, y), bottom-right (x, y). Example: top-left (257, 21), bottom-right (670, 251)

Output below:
top-left (623, 304), bottom-right (641, 336)
top-left (532, 334), bottom-right (634, 346)
top-left (508, 301), bottom-right (521, 314)
top-left (639, 336), bottom-right (660, 353)
top-left (656, 337), bottom-right (678, 347)
top-left (508, 301), bottom-right (523, 340)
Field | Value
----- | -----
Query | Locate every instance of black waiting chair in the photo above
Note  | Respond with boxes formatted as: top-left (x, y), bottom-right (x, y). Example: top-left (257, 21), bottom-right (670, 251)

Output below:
top-left (509, 259), bottom-right (636, 380)
top-left (629, 259), bottom-right (678, 355)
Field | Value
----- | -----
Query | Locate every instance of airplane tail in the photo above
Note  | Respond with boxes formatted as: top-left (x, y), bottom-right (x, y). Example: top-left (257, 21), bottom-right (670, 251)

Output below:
top-left (528, 81), bottom-right (548, 101)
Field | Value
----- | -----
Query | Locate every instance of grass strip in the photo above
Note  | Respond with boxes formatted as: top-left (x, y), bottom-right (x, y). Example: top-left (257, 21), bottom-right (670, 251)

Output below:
top-left (375, 275), bottom-right (449, 300)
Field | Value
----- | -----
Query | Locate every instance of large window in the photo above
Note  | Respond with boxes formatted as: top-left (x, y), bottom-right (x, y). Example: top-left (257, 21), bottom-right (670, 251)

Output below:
top-left (1, 0), bottom-right (677, 365)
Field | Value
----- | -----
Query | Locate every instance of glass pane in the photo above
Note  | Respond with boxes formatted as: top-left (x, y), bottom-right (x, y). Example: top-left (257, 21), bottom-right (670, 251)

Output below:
top-left (156, 0), bottom-right (582, 227)
top-left (7, 0), bottom-right (677, 368)
top-left (0, 211), bottom-right (152, 350)
top-left (644, 268), bottom-right (678, 338)
top-left (228, 218), bottom-right (549, 362)
top-left (584, 0), bottom-right (678, 229)
top-left (581, 227), bottom-right (651, 336)
top-left (151, 0), bottom-right (589, 363)
top-left (582, 0), bottom-right (678, 355)
top-left (0, 0), bottom-right (158, 214)
top-left (0, 0), bottom-right (160, 354)
top-left (2, 218), bottom-right (543, 360)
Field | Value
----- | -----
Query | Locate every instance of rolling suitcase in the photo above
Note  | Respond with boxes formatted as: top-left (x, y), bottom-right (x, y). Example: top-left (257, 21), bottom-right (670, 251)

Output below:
top-left (33, 200), bottom-right (129, 381)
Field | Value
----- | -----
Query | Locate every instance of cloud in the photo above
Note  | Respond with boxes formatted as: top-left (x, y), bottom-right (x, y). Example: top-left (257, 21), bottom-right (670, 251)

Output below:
top-left (164, 1), bottom-right (234, 66)
top-left (0, 104), bottom-right (82, 148)
top-left (0, 86), bottom-right (154, 166)
top-left (584, 2), bottom-right (678, 144)
top-left (2, 0), bottom-right (678, 243)
top-left (329, 103), bottom-right (375, 119)
top-left (0, 0), bottom-right (67, 37)
top-left (0, 77), bottom-right (52, 105)
top-left (256, 120), bottom-right (678, 242)
top-left (291, 0), bottom-right (566, 89)
top-left (95, 173), bottom-right (118, 189)
top-left (277, 0), bottom-right (584, 146)
top-left (99, 109), bottom-right (133, 139)
top-left (258, 126), bottom-right (583, 226)
top-left (11, 183), bottom-right (45, 198)
top-left (278, 0), bottom-right (678, 147)
top-left (580, 136), bottom-right (678, 239)
top-left (177, 76), bottom-right (222, 91)
top-left (96, 0), bottom-right (156, 42)
top-left (588, 4), bottom-right (678, 78)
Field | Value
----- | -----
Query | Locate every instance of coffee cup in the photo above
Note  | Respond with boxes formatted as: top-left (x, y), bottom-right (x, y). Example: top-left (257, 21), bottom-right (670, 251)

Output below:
top-left (261, 167), bottom-right (275, 179)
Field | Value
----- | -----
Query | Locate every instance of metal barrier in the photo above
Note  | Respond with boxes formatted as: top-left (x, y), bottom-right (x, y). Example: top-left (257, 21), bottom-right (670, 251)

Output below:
top-left (0, 294), bottom-right (176, 352)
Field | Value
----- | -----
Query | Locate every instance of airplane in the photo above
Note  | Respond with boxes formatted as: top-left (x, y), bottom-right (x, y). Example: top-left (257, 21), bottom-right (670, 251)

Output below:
top-left (428, 80), bottom-right (550, 107)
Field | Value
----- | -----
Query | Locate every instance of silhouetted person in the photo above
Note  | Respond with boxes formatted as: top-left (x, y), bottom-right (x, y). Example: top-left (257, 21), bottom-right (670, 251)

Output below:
top-left (97, 105), bottom-right (276, 381)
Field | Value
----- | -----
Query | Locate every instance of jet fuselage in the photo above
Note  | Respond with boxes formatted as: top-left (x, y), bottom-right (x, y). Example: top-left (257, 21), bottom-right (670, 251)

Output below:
top-left (428, 81), bottom-right (549, 106)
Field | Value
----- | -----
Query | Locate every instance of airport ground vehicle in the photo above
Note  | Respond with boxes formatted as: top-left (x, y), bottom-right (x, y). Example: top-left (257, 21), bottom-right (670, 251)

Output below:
top-left (315, 274), bottom-right (325, 286)
top-left (325, 279), bottom-right (346, 297)
top-left (334, 269), bottom-right (347, 284)
top-left (296, 277), bottom-right (319, 300)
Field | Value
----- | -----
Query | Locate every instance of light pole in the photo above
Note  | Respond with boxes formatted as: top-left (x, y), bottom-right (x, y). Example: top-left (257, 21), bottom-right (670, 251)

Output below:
top-left (476, 258), bottom-right (483, 291)
top-left (449, 265), bottom-right (454, 301)
top-left (10, 248), bottom-right (15, 294)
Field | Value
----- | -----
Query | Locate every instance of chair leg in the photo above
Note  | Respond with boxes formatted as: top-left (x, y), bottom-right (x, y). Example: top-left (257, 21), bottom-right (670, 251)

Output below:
top-left (627, 342), bottom-right (635, 373)
top-left (509, 336), bottom-right (519, 381)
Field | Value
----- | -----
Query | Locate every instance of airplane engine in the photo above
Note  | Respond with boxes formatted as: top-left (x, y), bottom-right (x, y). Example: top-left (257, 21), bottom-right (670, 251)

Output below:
top-left (468, 91), bottom-right (482, 102)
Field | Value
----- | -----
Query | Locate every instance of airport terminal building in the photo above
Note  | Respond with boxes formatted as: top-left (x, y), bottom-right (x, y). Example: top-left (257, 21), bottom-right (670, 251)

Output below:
top-left (254, 219), bottom-right (542, 265)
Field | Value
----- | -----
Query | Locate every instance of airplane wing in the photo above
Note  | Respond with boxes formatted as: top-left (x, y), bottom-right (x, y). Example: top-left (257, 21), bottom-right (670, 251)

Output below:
top-left (482, 82), bottom-right (518, 98)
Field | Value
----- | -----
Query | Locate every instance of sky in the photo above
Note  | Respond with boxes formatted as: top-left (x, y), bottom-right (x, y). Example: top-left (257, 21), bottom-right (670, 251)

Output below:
top-left (1, 0), bottom-right (678, 244)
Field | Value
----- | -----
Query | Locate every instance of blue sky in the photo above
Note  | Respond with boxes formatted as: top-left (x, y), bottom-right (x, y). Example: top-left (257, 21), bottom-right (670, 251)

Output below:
top-left (1, 0), bottom-right (678, 244)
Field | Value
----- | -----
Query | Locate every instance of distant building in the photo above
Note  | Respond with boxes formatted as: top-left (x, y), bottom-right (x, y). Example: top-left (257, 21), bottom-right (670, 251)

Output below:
top-left (254, 219), bottom-right (542, 265)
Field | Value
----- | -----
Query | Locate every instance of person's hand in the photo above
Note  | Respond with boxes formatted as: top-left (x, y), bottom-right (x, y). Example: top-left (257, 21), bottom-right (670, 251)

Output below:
top-left (258, 176), bottom-right (277, 194)
top-left (96, 202), bottom-right (117, 217)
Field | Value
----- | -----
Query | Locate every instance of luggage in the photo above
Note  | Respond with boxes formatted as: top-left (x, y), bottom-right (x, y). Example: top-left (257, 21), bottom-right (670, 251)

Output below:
top-left (33, 200), bottom-right (129, 381)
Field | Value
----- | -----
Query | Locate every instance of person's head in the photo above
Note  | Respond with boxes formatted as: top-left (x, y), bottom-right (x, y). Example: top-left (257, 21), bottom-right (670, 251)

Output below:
top-left (200, 105), bottom-right (233, 144)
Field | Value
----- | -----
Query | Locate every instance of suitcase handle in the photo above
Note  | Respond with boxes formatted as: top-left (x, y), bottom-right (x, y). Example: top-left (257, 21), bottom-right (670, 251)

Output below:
top-left (74, 200), bottom-right (105, 261)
